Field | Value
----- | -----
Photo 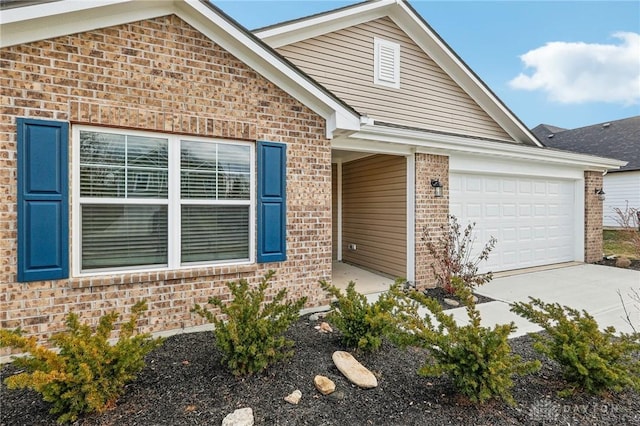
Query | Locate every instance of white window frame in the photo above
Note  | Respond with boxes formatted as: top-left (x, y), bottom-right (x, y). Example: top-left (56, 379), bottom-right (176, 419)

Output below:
top-left (72, 125), bottom-right (256, 277)
top-left (374, 37), bottom-right (400, 89)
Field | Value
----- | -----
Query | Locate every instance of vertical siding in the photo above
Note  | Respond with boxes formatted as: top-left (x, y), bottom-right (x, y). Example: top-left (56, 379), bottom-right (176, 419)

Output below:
top-left (342, 155), bottom-right (406, 277)
top-left (332, 163), bottom-right (338, 260)
top-left (276, 17), bottom-right (514, 142)
top-left (603, 171), bottom-right (640, 227)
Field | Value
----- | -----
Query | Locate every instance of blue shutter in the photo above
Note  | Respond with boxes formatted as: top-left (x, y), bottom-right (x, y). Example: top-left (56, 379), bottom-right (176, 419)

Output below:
top-left (17, 118), bottom-right (69, 282)
top-left (257, 141), bottom-right (287, 263)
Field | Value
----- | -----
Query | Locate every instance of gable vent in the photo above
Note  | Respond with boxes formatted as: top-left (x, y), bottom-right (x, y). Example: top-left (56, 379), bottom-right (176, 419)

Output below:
top-left (374, 38), bottom-right (400, 89)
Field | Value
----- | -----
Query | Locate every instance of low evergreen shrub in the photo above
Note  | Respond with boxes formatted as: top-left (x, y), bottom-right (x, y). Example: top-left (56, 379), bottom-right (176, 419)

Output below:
top-left (319, 280), bottom-right (397, 352)
top-left (511, 297), bottom-right (640, 396)
top-left (391, 282), bottom-right (540, 405)
top-left (192, 270), bottom-right (306, 376)
top-left (0, 301), bottom-right (163, 424)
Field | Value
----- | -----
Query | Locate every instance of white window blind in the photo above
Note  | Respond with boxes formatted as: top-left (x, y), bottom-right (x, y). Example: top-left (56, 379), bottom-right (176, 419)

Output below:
top-left (374, 38), bottom-right (400, 88)
top-left (77, 129), bottom-right (253, 274)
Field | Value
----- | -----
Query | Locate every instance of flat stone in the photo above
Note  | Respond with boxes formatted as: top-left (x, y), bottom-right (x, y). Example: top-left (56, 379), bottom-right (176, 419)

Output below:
top-left (444, 298), bottom-right (460, 307)
top-left (332, 351), bottom-right (378, 389)
top-left (284, 389), bottom-right (302, 405)
top-left (222, 407), bottom-right (254, 426)
top-left (319, 322), bottom-right (333, 333)
top-left (309, 310), bottom-right (330, 321)
top-left (314, 375), bottom-right (336, 395)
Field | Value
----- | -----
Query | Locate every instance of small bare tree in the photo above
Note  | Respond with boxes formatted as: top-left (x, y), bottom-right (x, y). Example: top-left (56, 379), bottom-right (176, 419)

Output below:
top-left (618, 288), bottom-right (640, 334)
top-left (610, 201), bottom-right (640, 258)
top-left (423, 215), bottom-right (497, 294)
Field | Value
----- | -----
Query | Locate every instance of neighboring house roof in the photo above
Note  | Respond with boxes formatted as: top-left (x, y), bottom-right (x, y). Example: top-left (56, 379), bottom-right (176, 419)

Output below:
top-left (0, 0), bottom-right (361, 138)
top-left (255, 0), bottom-right (542, 147)
top-left (532, 116), bottom-right (640, 172)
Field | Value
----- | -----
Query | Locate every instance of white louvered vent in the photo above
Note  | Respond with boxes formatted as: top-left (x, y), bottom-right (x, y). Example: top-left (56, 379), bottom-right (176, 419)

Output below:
top-left (374, 38), bottom-right (400, 88)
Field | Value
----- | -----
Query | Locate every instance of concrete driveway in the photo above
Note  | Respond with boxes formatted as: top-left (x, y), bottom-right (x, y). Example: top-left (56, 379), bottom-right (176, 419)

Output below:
top-left (470, 264), bottom-right (640, 337)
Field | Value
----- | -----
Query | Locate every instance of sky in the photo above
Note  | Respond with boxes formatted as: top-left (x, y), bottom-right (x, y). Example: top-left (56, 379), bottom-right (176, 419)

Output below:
top-left (216, 0), bottom-right (640, 130)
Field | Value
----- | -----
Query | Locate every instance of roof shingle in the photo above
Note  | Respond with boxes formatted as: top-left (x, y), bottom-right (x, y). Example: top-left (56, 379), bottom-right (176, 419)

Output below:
top-left (532, 116), bottom-right (640, 172)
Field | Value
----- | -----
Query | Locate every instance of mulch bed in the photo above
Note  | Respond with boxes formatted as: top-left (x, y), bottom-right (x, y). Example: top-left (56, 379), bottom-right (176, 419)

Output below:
top-left (2, 309), bottom-right (639, 425)
top-left (596, 258), bottom-right (640, 271)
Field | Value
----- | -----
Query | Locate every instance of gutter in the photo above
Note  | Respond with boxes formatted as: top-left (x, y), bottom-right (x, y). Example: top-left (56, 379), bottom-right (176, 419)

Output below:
top-left (348, 123), bottom-right (627, 171)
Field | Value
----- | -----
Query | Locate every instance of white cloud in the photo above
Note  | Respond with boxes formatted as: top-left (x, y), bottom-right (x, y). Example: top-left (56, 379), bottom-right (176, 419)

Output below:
top-left (509, 32), bottom-right (640, 105)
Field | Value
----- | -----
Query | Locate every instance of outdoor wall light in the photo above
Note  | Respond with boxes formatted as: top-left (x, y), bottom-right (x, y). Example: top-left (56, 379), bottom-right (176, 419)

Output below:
top-left (431, 179), bottom-right (443, 198)
top-left (595, 188), bottom-right (606, 201)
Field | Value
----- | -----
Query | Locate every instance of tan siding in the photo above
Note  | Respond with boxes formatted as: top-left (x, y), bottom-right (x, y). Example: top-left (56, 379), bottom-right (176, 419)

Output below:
top-left (342, 155), bottom-right (406, 277)
top-left (277, 17), bottom-right (514, 141)
top-left (332, 164), bottom-right (338, 260)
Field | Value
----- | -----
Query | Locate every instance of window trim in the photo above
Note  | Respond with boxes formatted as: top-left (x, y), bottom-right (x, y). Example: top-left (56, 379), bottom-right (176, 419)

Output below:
top-left (72, 125), bottom-right (256, 277)
top-left (374, 37), bottom-right (400, 89)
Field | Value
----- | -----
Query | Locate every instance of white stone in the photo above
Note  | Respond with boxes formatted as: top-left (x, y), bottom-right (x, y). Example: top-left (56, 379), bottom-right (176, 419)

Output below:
top-left (332, 351), bottom-right (378, 389)
top-left (222, 407), bottom-right (254, 426)
top-left (314, 375), bottom-right (336, 395)
top-left (284, 389), bottom-right (302, 405)
top-left (444, 298), bottom-right (460, 307)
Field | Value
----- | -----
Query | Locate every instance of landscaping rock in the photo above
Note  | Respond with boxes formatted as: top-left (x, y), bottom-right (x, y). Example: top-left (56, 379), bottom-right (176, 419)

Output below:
top-left (616, 256), bottom-right (632, 268)
top-left (332, 351), bottom-right (378, 389)
top-left (222, 407), bottom-right (254, 426)
top-left (443, 298), bottom-right (460, 307)
top-left (284, 390), bottom-right (302, 405)
top-left (309, 311), bottom-right (330, 321)
top-left (314, 322), bottom-right (333, 333)
top-left (314, 375), bottom-right (336, 395)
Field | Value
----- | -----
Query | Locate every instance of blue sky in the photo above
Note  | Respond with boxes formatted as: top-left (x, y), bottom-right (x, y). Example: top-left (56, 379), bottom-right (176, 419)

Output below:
top-left (216, 1), bottom-right (640, 130)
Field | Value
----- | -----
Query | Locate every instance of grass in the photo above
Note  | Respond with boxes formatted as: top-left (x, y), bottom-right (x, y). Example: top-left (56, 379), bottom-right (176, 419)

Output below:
top-left (604, 230), bottom-right (640, 260)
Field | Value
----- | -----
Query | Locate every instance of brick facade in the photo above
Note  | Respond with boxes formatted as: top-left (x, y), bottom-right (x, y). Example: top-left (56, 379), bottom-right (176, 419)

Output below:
top-left (414, 153), bottom-right (449, 289)
top-left (0, 15), bottom-right (332, 353)
top-left (584, 171), bottom-right (604, 263)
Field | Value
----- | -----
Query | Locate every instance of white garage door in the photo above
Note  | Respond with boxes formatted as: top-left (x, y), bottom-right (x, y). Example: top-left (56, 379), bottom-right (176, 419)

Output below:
top-left (450, 173), bottom-right (576, 272)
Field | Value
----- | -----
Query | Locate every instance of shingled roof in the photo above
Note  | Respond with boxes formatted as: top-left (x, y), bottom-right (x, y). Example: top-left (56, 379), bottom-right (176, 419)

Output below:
top-left (532, 116), bottom-right (640, 172)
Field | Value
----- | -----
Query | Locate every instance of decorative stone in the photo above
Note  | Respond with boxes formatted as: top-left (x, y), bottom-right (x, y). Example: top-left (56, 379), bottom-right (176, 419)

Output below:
top-left (319, 322), bottom-right (333, 333)
top-left (314, 375), bottom-right (336, 395)
top-left (222, 407), bottom-right (254, 426)
top-left (332, 351), bottom-right (378, 389)
top-left (309, 311), bottom-right (330, 321)
top-left (443, 298), bottom-right (460, 307)
top-left (284, 389), bottom-right (302, 405)
top-left (616, 256), bottom-right (631, 268)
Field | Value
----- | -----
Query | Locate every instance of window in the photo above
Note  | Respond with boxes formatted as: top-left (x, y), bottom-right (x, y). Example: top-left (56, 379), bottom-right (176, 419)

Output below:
top-left (75, 127), bottom-right (254, 274)
top-left (374, 37), bottom-right (400, 89)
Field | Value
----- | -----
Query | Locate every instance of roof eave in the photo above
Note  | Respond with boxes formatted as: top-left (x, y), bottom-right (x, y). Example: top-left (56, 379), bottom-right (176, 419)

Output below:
top-left (348, 124), bottom-right (627, 171)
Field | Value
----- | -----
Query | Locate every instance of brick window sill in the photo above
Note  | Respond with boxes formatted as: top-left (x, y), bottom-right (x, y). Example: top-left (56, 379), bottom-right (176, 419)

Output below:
top-left (67, 264), bottom-right (259, 289)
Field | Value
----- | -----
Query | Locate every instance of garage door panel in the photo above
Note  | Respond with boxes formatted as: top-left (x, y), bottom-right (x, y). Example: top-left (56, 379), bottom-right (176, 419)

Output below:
top-left (450, 173), bottom-right (576, 272)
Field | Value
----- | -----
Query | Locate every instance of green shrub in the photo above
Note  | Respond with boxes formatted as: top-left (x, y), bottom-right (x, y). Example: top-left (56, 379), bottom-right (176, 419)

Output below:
top-left (391, 284), bottom-right (540, 405)
top-left (192, 271), bottom-right (306, 376)
top-left (511, 297), bottom-right (640, 396)
top-left (0, 301), bottom-right (163, 424)
top-left (319, 280), bottom-right (397, 352)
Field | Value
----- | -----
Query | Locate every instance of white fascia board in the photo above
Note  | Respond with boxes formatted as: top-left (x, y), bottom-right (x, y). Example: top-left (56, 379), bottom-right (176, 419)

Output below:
top-left (1, 1), bottom-right (172, 48)
top-left (179, 1), bottom-right (360, 138)
top-left (255, 0), bottom-right (396, 48)
top-left (389, 3), bottom-right (542, 147)
top-left (350, 124), bottom-right (627, 171)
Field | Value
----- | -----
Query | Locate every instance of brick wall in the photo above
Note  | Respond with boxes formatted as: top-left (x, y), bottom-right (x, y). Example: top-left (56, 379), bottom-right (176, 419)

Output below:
top-left (0, 15), bottom-right (332, 353)
top-left (584, 171), bottom-right (604, 263)
top-left (414, 153), bottom-right (449, 288)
